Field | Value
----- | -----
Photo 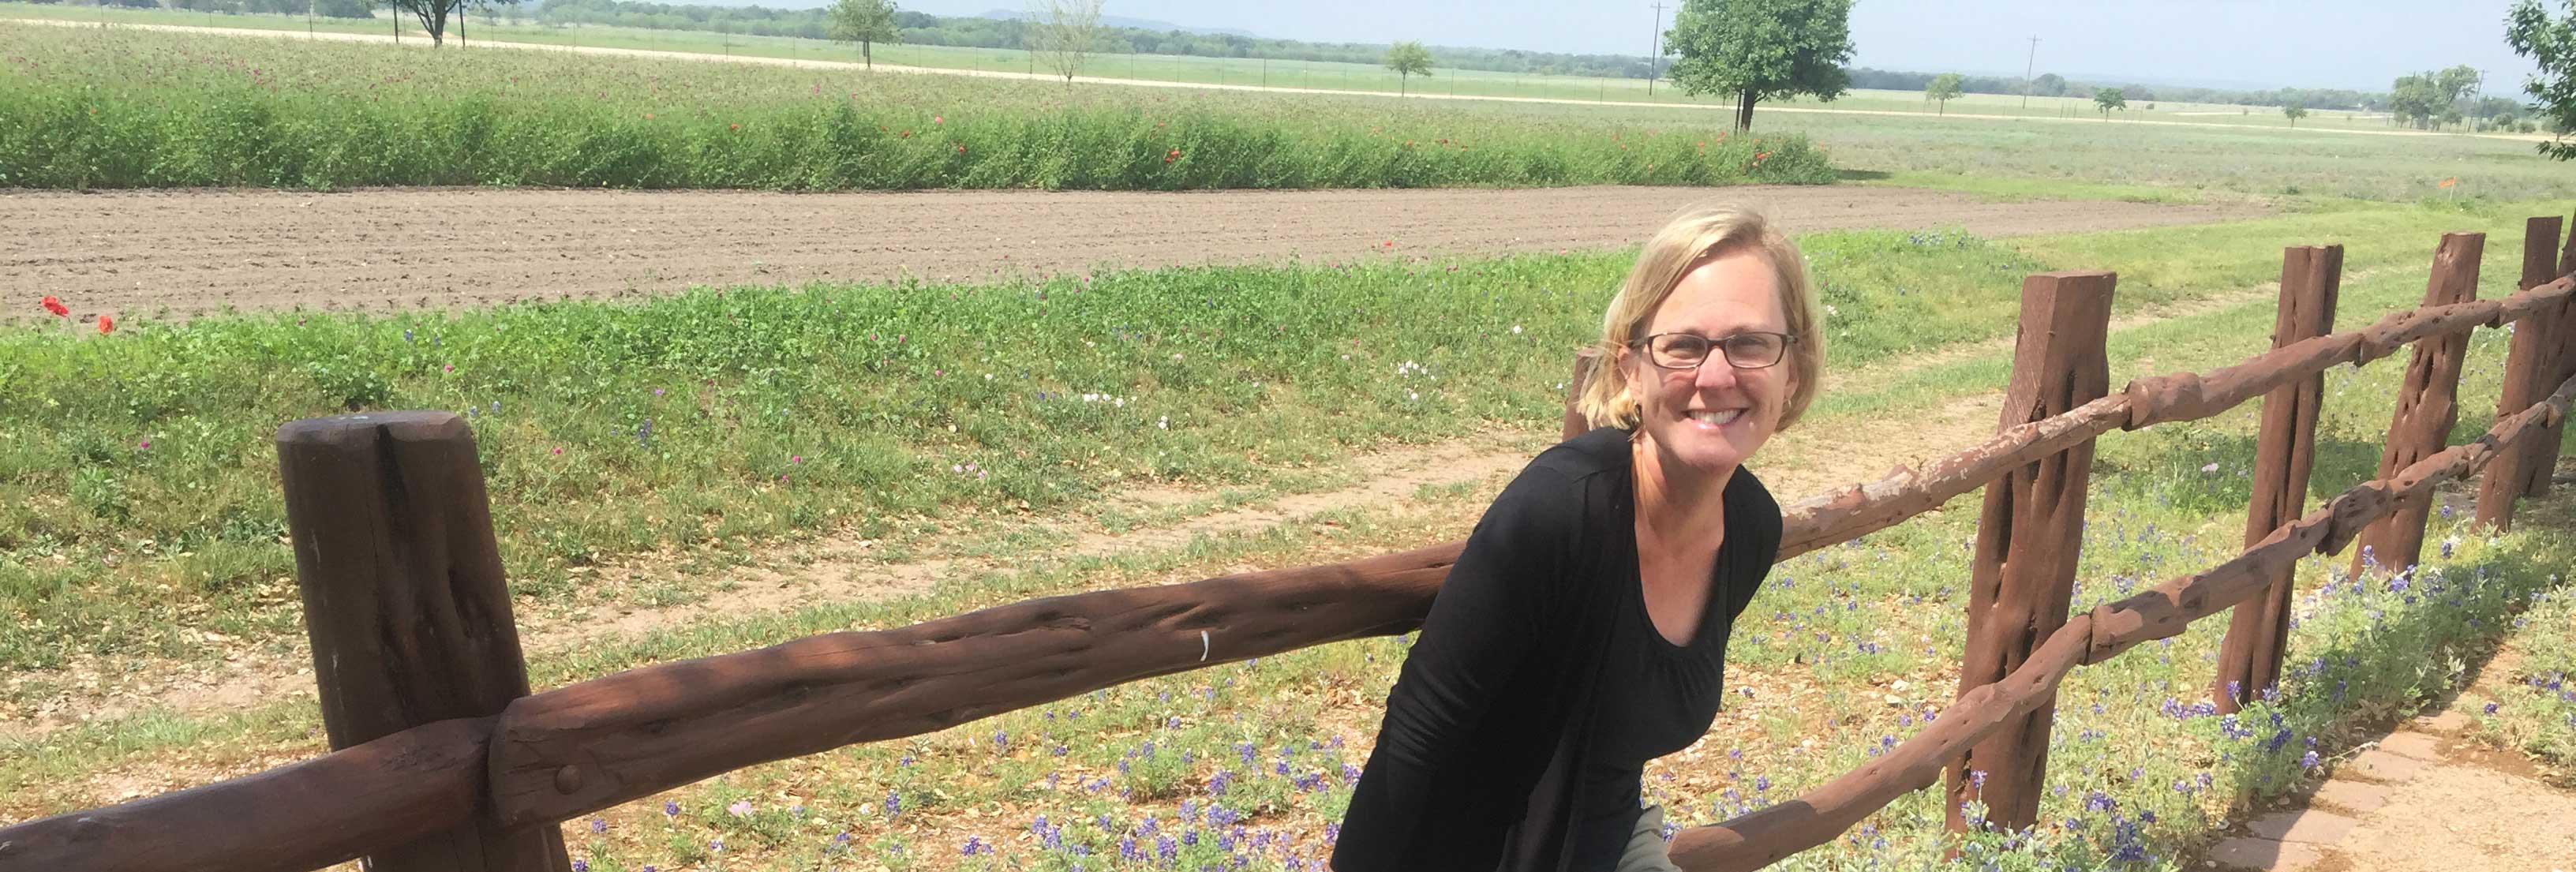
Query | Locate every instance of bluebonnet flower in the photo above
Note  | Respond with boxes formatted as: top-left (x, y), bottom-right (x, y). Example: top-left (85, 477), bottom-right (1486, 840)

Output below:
top-left (589, 818), bottom-right (607, 834)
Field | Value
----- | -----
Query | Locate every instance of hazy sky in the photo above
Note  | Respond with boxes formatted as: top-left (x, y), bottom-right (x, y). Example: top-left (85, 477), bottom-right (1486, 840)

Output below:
top-left (893, 0), bottom-right (2548, 95)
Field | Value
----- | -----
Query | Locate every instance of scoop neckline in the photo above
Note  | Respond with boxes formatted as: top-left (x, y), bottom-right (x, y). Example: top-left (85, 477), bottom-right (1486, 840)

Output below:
top-left (1627, 484), bottom-right (1738, 657)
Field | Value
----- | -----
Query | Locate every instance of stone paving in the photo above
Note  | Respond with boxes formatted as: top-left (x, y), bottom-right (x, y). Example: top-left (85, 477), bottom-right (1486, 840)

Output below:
top-left (2200, 707), bottom-right (2576, 871)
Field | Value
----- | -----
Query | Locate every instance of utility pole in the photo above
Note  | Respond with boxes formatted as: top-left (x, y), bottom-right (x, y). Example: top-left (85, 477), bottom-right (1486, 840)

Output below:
top-left (2021, 36), bottom-right (2039, 109)
top-left (1647, 1), bottom-right (1666, 95)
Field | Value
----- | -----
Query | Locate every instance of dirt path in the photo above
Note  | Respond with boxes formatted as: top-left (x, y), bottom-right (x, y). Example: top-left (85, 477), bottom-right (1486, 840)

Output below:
top-left (3, 185), bottom-right (2256, 322)
top-left (13, 18), bottom-right (2552, 147)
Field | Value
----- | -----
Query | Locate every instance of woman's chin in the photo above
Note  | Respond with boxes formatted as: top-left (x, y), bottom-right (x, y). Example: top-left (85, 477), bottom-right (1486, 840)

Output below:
top-left (1656, 431), bottom-right (1752, 476)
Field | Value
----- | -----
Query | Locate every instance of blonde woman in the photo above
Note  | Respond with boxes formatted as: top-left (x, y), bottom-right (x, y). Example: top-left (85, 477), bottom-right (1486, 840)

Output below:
top-left (1334, 206), bottom-right (1824, 872)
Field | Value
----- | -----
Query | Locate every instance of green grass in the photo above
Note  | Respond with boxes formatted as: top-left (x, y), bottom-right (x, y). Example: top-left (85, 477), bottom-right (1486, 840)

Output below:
top-left (0, 23), bottom-right (1832, 190)
top-left (5, 210), bottom-right (2570, 870)
top-left (0, 2), bottom-right (2483, 131)
top-left (6, 198), bottom-right (2567, 674)
top-left (5, 15), bottom-right (2568, 200)
top-left (2468, 573), bottom-right (2576, 779)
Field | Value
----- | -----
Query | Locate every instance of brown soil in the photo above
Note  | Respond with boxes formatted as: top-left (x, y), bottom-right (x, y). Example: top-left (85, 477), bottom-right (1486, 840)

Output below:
top-left (2, 185), bottom-right (2257, 322)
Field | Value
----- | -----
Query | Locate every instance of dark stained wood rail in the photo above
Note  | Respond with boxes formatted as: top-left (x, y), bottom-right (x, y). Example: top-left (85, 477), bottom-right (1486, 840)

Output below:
top-left (1669, 367), bottom-right (2576, 872)
top-left (485, 545), bottom-right (1460, 828)
top-left (0, 717), bottom-right (497, 872)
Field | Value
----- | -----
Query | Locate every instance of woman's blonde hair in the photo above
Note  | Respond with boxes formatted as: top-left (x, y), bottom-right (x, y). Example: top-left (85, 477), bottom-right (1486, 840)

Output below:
top-left (1575, 204), bottom-right (1825, 432)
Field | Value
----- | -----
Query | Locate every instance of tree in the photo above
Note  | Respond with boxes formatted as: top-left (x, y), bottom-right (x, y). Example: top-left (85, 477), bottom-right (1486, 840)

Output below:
top-left (1664, 0), bottom-right (1855, 132)
top-left (828, 0), bottom-right (900, 70)
top-left (2390, 73), bottom-right (2447, 128)
top-left (2032, 72), bottom-right (2066, 97)
top-left (1924, 72), bottom-right (1963, 115)
top-left (2283, 99), bottom-right (2308, 126)
top-left (2093, 86), bottom-right (2125, 118)
top-left (1383, 40), bottom-right (1434, 95)
top-left (2508, 0), bottom-right (2576, 159)
top-left (1027, 0), bottom-right (1103, 83)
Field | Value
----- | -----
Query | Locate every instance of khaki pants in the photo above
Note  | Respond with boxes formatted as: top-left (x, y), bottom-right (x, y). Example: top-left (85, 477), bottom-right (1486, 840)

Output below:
top-left (1616, 803), bottom-right (1683, 872)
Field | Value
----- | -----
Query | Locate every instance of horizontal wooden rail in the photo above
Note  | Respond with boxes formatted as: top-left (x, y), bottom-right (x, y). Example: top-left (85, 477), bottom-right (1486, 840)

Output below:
top-left (1667, 369), bottom-right (2576, 871)
top-left (2120, 274), bottom-right (2569, 429)
top-left (485, 545), bottom-right (1457, 827)
top-left (4, 271), bottom-right (2567, 872)
top-left (0, 717), bottom-right (496, 872)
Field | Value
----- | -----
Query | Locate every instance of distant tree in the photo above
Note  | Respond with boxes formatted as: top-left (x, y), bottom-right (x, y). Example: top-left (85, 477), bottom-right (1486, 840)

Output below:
top-left (2507, 0), bottom-right (2574, 158)
top-left (1664, 0), bottom-right (1855, 132)
top-left (2093, 87), bottom-right (2125, 118)
top-left (2032, 72), bottom-right (2066, 97)
top-left (393, 0), bottom-right (468, 45)
top-left (2390, 73), bottom-right (2445, 128)
top-left (2283, 99), bottom-right (2308, 126)
top-left (1924, 72), bottom-right (1963, 114)
top-left (313, 0), bottom-right (370, 17)
top-left (1383, 40), bottom-right (1434, 95)
top-left (1027, 0), bottom-right (1103, 83)
top-left (828, 0), bottom-right (900, 69)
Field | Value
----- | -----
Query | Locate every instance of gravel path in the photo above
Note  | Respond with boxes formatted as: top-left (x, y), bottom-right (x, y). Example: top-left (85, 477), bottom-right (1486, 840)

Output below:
top-left (5, 185), bottom-right (2257, 320)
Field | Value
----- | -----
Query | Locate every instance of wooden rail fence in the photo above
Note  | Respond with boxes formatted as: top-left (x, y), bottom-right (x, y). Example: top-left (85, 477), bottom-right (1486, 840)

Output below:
top-left (2, 217), bottom-right (2572, 872)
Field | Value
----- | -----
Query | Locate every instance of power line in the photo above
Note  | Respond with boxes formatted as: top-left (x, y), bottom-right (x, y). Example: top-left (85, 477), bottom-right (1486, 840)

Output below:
top-left (2021, 36), bottom-right (2039, 110)
top-left (1647, 2), bottom-right (1667, 95)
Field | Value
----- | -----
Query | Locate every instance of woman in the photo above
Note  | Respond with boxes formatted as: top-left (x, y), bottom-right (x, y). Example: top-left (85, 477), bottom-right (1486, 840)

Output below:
top-left (1331, 205), bottom-right (1824, 872)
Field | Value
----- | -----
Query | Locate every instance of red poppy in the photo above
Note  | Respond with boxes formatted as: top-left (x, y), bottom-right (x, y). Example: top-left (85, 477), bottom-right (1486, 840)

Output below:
top-left (1166, 148), bottom-right (1181, 163)
top-left (956, 144), bottom-right (966, 154)
top-left (97, 314), bottom-right (114, 334)
top-left (40, 295), bottom-right (68, 317)
top-left (729, 122), bottom-right (739, 131)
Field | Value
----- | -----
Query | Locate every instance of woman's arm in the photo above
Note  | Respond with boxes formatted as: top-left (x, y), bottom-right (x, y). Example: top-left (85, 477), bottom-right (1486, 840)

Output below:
top-left (1332, 466), bottom-right (1581, 870)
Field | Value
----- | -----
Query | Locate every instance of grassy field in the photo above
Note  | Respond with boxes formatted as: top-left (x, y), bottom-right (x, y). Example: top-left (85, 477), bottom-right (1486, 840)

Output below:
top-left (0, 24), bottom-right (1831, 189)
top-left (3, 197), bottom-right (2571, 870)
top-left (6, 18), bottom-right (2563, 202)
top-left (6, 9), bottom-right (2576, 869)
top-left (0, 1), bottom-right (2451, 129)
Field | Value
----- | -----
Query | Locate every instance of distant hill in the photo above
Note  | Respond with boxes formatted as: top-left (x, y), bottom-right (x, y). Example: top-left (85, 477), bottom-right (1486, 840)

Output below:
top-left (975, 8), bottom-right (1254, 38)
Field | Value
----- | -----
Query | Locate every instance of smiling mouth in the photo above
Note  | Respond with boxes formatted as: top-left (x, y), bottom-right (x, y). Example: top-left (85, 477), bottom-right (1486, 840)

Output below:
top-left (1687, 409), bottom-right (1746, 427)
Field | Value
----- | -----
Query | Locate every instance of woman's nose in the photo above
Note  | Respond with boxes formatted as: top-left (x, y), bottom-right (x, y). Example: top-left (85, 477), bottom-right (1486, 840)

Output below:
top-left (1693, 358), bottom-right (1743, 391)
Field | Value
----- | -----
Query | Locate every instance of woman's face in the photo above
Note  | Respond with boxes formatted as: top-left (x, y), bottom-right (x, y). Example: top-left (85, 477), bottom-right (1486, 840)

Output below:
top-left (1618, 248), bottom-right (1796, 479)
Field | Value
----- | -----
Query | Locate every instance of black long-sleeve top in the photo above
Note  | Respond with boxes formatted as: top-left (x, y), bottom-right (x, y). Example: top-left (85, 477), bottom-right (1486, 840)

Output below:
top-left (1331, 425), bottom-right (1782, 872)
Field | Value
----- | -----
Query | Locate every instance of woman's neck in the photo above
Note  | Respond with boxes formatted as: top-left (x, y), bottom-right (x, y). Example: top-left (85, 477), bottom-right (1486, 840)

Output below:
top-left (1631, 433), bottom-right (1732, 539)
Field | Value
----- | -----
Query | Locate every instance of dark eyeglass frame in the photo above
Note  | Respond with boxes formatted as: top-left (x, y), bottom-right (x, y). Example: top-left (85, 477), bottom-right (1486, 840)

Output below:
top-left (1628, 331), bottom-right (1798, 371)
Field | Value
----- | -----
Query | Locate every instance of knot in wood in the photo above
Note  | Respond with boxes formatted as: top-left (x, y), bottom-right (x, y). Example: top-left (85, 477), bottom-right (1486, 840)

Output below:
top-left (554, 764), bottom-right (583, 794)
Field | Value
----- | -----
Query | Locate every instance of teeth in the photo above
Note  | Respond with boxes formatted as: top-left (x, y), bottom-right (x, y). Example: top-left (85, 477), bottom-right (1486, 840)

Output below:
top-left (1689, 409), bottom-right (1744, 425)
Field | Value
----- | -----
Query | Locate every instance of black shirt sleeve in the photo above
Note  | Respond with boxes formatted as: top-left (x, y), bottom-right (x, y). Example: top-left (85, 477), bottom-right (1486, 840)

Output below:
top-left (1334, 464), bottom-right (1582, 871)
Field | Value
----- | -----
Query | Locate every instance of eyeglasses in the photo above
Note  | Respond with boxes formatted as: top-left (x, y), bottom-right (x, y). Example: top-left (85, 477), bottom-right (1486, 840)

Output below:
top-left (1631, 331), bottom-right (1796, 371)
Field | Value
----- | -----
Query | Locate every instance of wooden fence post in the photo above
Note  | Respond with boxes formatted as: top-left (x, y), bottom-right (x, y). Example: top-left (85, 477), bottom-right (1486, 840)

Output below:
top-left (276, 411), bottom-right (568, 872)
top-left (2523, 211), bottom-right (2576, 497)
top-left (1563, 349), bottom-right (1602, 441)
top-left (2476, 217), bottom-right (2567, 530)
top-left (2350, 234), bottom-right (2483, 580)
top-left (2211, 245), bottom-right (2342, 713)
top-left (1947, 271), bottom-right (2114, 836)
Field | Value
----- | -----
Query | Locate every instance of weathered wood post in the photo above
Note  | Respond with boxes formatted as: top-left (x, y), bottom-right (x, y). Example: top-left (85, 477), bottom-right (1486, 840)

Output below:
top-left (2212, 245), bottom-right (2342, 713)
top-left (277, 411), bottom-right (568, 872)
top-left (1947, 271), bottom-right (2114, 836)
top-left (2523, 212), bottom-right (2576, 497)
top-left (1563, 349), bottom-right (1603, 441)
top-left (2350, 234), bottom-right (2483, 580)
top-left (2475, 218), bottom-right (2567, 530)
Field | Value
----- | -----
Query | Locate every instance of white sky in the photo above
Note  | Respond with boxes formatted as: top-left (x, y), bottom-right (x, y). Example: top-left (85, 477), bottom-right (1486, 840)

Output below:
top-left (888, 0), bottom-right (2549, 96)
